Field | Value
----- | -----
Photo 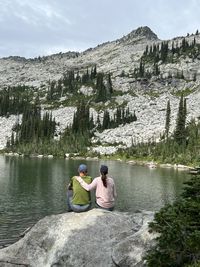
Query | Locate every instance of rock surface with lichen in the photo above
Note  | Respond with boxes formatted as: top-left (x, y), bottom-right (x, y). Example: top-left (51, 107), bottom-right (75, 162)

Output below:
top-left (0, 209), bottom-right (156, 267)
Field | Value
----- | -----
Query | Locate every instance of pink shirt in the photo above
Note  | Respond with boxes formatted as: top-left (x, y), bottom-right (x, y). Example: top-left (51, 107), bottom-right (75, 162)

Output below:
top-left (76, 176), bottom-right (117, 209)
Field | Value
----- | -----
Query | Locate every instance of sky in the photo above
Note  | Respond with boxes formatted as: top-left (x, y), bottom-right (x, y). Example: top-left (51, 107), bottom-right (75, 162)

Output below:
top-left (0, 0), bottom-right (199, 58)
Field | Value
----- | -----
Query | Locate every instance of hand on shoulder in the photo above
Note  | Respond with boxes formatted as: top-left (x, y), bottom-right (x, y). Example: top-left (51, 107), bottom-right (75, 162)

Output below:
top-left (75, 176), bottom-right (83, 183)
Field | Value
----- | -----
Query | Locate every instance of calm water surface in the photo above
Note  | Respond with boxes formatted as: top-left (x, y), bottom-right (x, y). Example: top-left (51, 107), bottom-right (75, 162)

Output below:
top-left (0, 155), bottom-right (190, 240)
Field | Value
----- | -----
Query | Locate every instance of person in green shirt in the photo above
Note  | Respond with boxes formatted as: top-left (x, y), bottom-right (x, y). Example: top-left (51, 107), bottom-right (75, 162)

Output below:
top-left (67, 164), bottom-right (92, 212)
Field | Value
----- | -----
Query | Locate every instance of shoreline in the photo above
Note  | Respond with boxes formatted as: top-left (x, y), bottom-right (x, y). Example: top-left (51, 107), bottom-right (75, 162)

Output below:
top-left (1, 151), bottom-right (194, 171)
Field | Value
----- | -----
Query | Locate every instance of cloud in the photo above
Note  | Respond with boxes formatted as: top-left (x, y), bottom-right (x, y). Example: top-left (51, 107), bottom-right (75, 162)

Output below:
top-left (0, 0), bottom-right (76, 57)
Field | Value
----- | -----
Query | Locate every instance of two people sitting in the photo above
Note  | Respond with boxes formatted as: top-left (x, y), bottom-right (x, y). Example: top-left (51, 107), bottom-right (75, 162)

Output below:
top-left (67, 164), bottom-right (117, 212)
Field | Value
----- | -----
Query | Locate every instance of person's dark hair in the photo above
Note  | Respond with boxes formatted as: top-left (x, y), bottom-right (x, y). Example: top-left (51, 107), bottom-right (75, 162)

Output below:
top-left (100, 165), bottom-right (108, 188)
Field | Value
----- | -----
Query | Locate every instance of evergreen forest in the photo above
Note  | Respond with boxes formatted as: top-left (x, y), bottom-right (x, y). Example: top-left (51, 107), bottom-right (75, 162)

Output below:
top-left (2, 66), bottom-right (137, 156)
top-left (132, 37), bottom-right (199, 80)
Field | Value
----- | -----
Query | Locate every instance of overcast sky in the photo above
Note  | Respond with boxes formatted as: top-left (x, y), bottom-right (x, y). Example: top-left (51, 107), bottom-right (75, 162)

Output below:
top-left (0, 0), bottom-right (199, 58)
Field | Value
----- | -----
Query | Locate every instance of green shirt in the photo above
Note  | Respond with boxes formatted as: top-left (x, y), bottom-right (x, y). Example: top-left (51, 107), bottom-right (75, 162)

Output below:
top-left (70, 175), bottom-right (92, 205)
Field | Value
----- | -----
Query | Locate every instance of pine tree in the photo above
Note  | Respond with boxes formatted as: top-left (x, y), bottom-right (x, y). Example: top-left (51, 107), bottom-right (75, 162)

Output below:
top-left (72, 100), bottom-right (90, 133)
top-left (139, 60), bottom-right (145, 77)
top-left (160, 42), bottom-right (168, 62)
top-left (106, 73), bottom-right (113, 95)
top-left (11, 132), bottom-right (15, 146)
top-left (96, 114), bottom-right (101, 130)
top-left (102, 110), bottom-right (110, 129)
top-left (174, 95), bottom-right (187, 146)
top-left (90, 65), bottom-right (97, 80)
top-left (116, 107), bottom-right (122, 124)
top-left (144, 45), bottom-right (149, 55)
top-left (82, 68), bottom-right (90, 84)
top-left (165, 100), bottom-right (171, 139)
top-left (95, 73), bottom-right (107, 102)
top-left (89, 114), bottom-right (95, 130)
top-left (47, 80), bottom-right (56, 100)
top-left (153, 63), bottom-right (160, 76)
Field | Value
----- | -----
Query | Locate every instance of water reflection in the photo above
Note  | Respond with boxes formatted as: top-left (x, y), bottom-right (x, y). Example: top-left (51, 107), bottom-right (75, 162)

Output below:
top-left (0, 156), bottom-right (189, 240)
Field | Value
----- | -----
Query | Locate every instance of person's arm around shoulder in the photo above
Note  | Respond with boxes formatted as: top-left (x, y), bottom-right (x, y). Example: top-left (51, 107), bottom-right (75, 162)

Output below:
top-left (76, 176), bottom-right (97, 191)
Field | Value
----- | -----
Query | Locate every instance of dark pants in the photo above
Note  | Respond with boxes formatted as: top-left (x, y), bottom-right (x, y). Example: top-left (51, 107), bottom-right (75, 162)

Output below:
top-left (67, 189), bottom-right (91, 213)
top-left (95, 201), bottom-right (114, 211)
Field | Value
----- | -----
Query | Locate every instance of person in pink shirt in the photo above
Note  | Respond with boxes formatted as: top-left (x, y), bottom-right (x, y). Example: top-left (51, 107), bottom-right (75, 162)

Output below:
top-left (75, 165), bottom-right (117, 211)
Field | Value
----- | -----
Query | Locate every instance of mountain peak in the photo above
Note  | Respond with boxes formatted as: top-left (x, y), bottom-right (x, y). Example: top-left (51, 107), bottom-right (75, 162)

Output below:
top-left (120, 26), bottom-right (158, 42)
top-left (134, 26), bottom-right (158, 39)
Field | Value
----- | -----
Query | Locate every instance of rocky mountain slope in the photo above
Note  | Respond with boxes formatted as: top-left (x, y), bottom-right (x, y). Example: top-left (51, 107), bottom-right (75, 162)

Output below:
top-left (1, 26), bottom-right (200, 153)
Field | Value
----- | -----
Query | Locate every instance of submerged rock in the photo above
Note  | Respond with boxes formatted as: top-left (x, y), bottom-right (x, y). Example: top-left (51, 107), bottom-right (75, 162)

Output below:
top-left (0, 209), bottom-right (156, 267)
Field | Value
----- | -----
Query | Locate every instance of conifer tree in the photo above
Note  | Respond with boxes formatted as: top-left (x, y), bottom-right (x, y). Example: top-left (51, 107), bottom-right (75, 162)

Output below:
top-left (153, 63), bottom-right (160, 76)
top-left (145, 45), bottom-right (149, 55)
top-left (96, 114), bottom-right (101, 130)
top-left (95, 73), bottom-right (107, 102)
top-left (116, 107), bottom-right (122, 124)
top-left (174, 95), bottom-right (187, 146)
top-left (57, 79), bottom-right (63, 97)
top-left (72, 100), bottom-right (91, 133)
top-left (139, 60), bottom-right (145, 77)
top-left (89, 114), bottom-right (95, 130)
top-left (102, 110), bottom-right (110, 129)
top-left (11, 132), bottom-right (15, 146)
top-left (160, 42), bottom-right (168, 62)
top-left (90, 65), bottom-right (97, 80)
top-left (82, 68), bottom-right (90, 84)
top-left (47, 80), bottom-right (56, 100)
top-left (106, 73), bottom-right (113, 95)
top-left (165, 100), bottom-right (171, 139)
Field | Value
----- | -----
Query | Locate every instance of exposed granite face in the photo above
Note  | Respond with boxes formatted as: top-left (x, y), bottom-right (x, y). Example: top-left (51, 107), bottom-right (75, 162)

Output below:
top-left (0, 209), bottom-right (156, 267)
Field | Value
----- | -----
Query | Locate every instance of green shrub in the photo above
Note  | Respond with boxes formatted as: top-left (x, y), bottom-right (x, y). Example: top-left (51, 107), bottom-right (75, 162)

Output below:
top-left (146, 175), bottom-right (200, 267)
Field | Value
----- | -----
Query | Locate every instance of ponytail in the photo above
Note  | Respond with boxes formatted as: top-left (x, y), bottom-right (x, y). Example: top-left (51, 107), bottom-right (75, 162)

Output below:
top-left (100, 165), bottom-right (108, 188)
top-left (101, 173), bottom-right (107, 188)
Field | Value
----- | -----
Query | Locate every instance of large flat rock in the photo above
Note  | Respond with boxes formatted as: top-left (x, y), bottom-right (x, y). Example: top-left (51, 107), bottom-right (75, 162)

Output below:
top-left (0, 209), bottom-right (156, 267)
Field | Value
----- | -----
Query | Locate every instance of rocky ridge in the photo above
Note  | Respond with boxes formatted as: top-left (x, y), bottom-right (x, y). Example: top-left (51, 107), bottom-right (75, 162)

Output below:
top-left (1, 26), bottom-right (200, 154)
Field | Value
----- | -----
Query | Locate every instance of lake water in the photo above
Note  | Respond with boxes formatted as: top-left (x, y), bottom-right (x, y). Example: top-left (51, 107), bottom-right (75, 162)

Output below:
top-left (0, 155), bottom-right (189, 241)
